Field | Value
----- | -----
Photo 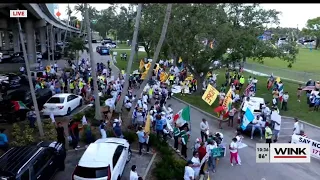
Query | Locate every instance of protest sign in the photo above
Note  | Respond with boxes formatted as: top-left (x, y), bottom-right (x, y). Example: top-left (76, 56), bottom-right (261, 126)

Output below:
top-left (291, 134), bottom-right (320, 160)
top-left (202, 84), bottom-right (219, 106)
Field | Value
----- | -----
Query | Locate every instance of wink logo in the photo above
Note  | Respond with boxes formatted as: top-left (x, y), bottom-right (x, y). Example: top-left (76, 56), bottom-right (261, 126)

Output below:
top-left (270, 143), bottom-right (311, 163)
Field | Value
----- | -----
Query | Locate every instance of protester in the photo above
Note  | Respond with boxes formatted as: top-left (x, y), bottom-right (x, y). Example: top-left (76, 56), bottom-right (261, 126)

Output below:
top-left (180, 126), bottom-right (189, 159)
top-left (251, 115), bottom-right (263, 140)
top-left (130, 165), bottom-right (139, 180)
top-left (55, 122), bottom-right (66, 147)
top-left (69, 120), bottom-right (80, 150)
top-left (265, 123), bottom-right (273, 144)
top-left (26, 106), bottom-right (37, 128)
top-left (293, 118), bottom-right (300, 135)
top-left (229, 137), bottom-right (239, 166)
top-left (99, 120), bottom-right (107, 139)
top-left (184, 160), bottom-right (195, 180)
top-left (191, 151), bottom-right (201, 179)
top-left (0, 128), bottom-right (8, 151)
top-left (137, 126), bottom-right (149, 155)
top-left (200, 118), bottom-right (209, 142)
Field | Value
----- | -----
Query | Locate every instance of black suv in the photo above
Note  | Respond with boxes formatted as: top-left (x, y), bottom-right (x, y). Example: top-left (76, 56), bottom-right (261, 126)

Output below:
top-left (0, 141), bottom-right (66, 180)
top-left (0, 73), bottom-right (21, 89)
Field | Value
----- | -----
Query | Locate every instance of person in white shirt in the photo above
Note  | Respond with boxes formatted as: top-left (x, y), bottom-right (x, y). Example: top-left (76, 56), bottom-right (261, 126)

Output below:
top-left (229, 138), bottom-right (239, 166)
top-left (251, 115), bottom-right (263, 140)
top-left (293, 118), bottom-right (300, 135)
top-left (235, 132), bottom-right (244, 165)
top-left (124, 100), bottom-right (132, 111)
top-left (142, 94), bottom-right (148, 104)
top-left (200, 118), bottom-right (209, 142)
top-left (191, 152), bottom-right (201, 179)
top-left (272, 109), bottom-right (281, 142)
top-left (281, 92), bottom-right (289, 111)
top-left (206, 140), bottom-right (217, 172)
top-left (184, 160), bottom-right (195, 180)
top-left (129, 165), bottom-right (139, 180)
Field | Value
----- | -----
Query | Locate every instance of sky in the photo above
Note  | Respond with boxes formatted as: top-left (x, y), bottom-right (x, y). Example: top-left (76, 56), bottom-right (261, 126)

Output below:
top-left (56, 3), bottom-right (320, 29)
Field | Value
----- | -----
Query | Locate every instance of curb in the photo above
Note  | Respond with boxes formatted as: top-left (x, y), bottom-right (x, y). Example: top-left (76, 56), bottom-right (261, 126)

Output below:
top-left (143, 153), bottom-right (157, 180)
top-left (172, 96), bottom-right (320, 130)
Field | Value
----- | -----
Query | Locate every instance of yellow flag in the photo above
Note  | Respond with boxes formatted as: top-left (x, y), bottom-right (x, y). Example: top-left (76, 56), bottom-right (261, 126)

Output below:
top-left (160, 72), bottom-right (168, 82)
top-left (202, 84), bottom-right (219, 106)
top-left (178, 57), bottom-right (182, 63)
top-left (276, 77), bottom-right (281, 83)
top-left (144, 113), bottom-right (151, 134)
top-left (139, 59), bottom-right (145, 71)
top-left (222, 88), bottom-right (233, 109)
top-left (207, 175), bottom-right (210, 180)
top-left (141, 71), bottom-right (147, 80)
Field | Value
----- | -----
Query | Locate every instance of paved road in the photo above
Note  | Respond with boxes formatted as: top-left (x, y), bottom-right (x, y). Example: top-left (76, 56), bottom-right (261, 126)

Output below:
top-left (165, 98), bottom-right (320, 180)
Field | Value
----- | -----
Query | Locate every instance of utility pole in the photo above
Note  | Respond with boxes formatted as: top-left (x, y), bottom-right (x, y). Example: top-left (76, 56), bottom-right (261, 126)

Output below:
top-left (16, 17), bottom-right (44, 137)
top-left (50, 25), bottom-right (55, 62)
top-left (85, 3), bottom-right (101, 120)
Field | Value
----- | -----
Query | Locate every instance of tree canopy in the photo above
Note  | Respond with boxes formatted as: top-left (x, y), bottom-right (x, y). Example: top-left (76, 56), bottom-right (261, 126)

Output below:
top-left (302, 17), bottom-right (320, 49)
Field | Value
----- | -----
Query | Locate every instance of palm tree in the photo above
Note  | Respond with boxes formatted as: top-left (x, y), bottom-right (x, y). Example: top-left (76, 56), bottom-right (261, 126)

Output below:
top-left (62, 3), bottom-right (72, 55)
top-left (115, 4), bottom-right (143, 113)
top-left (69, 37), bottom-right (88, 65)
top-left (128, 4), bottom-right (172, 116)
top-left (84, 3), bottom-right (102, 120)
top-left (16, 18), bottom-right (44, 137)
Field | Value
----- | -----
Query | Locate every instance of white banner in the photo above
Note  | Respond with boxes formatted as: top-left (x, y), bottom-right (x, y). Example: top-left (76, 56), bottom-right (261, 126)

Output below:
top-left (291, 134), bottom-right (320, 159)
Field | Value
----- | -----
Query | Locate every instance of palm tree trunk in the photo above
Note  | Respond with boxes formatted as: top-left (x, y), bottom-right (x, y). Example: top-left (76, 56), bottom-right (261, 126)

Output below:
top-left (62, 3), bottom-right (71, 55)
top-left (17, 18), bottom-right (44, 137)
top-left (85, 3), bottom-right (102, 120)
top-left (115, 4), bottom-right (143, 113)
top-left (128, 4), bottom-right (172, 116)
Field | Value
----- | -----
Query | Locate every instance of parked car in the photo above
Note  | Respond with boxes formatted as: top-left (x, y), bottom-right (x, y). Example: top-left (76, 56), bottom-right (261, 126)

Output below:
top-left (0, 51), bottom-right (11, 63)
top-left (239, 97), bottom-right (267, 134)
top-left (106, 42), bottom-right (117, 49)
top-left (42, 51), bottom-right (62, 60)
top-left (0, 141), bottom-right (66, 180)
top-left (96, 46), bottom-right (110, 55)
top-left (42, 93), bottom-right (83, 116)
top-left (0, 88), bottom-right (52, 123)
top-left (92, 39), bottom-right (97, 43)
top-left (73, 138), bottom-right (132, 180)
top-left (0, 73), bottom-right (21, 89)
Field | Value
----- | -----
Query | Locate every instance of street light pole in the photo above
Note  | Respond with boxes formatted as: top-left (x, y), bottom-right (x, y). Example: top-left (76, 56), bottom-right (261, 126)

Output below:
top-left (16, 17), bottom-right (44, 137)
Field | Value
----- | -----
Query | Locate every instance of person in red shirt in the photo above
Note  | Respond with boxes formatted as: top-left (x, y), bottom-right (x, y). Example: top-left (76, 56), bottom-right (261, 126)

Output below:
top-left (198, 142), bottom-right (206, 161)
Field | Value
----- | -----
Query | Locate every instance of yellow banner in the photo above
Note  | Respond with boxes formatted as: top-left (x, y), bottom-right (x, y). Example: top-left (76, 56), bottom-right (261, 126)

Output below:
top-left (222, 88), bottom-right (233, 108)
top-left (139, 59), bottom-right (145, 71)
top-left (276, 77), bottom-right (281, 83)
top-left (141, 71), bottom-right (147, 80)
top-left (202, 84), bottom-right (219, 106)
top-left (178, 57), bottom-right (183, 63)
top-left (144, 113), bottom-right (151, 134)
top-left (160, 72), bottom-right (168, 82)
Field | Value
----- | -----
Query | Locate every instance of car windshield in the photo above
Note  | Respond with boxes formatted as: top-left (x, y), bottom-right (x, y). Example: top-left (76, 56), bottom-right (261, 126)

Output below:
top-left (74, 166), bottom-right (110, 178)
top-left (47, 97), bottom-right (64, 104)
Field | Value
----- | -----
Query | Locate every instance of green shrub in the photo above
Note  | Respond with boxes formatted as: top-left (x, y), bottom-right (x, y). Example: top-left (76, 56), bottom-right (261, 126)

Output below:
top-left (122, 131), bottom-right (137, 144)
top-left (150, 134), bottom-right (185, 180)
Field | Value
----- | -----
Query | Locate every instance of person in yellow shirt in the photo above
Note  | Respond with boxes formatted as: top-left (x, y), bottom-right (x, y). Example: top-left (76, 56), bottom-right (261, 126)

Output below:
top-left (181, 81), bottom-right (185, 96)
top-left (169, 74), bottom-right (175, 85)
top-left (239, 76), bottom-right (245, 89)
top-left (265, 124), bottom-right (273, 144)
top-left (69, 80), bottom-right (75, 94)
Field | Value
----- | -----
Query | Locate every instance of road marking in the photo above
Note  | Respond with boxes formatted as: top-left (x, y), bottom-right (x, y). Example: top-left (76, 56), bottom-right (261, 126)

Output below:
top-left (143, 152), bottom-right (157, 180)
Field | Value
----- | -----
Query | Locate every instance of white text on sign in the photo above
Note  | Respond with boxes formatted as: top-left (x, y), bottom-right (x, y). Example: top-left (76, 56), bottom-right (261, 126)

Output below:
top-left (270, 143), bottom-right (311, 163)
top-left (10, 10), bottom-right (28, 18)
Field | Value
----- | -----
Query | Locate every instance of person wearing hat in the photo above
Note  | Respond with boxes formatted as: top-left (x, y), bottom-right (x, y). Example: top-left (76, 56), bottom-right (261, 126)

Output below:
top-left (184, 160), bottom-right (195, 180)
top-left (265, 123), bottom-right (273, 144)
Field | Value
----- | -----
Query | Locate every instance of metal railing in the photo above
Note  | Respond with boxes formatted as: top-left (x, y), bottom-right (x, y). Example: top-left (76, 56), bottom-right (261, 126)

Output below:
top-left (242, 62), bottom-right (320, 83)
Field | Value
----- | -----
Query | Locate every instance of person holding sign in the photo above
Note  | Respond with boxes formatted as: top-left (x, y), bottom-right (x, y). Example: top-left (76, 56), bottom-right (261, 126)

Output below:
top-left (229, 138), bottom-right (239, 166)
top-left (191, 151), bottom-right (201, 179)
top-left (206, 140), bottom-right (217, 173)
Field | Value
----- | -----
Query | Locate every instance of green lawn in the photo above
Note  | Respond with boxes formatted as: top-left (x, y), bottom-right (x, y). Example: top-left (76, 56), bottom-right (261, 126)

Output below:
top-left (115, 43), bottom-right (131, 49)
top-left (176, 69), bottom-right (320, 126)
top-left (110, 48), bottom-right (147, 73)
top-left (247, 48), bottom-right (320, 73)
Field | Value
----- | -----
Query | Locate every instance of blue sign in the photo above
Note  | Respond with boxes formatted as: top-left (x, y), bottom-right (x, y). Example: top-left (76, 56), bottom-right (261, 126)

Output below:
top-left (241, 108), bottom-right (255, 130)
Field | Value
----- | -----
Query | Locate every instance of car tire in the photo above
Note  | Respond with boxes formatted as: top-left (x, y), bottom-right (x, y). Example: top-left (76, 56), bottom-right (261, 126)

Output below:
top-left (67, 108), bottom-right (71, 115)
top-left (126, 148), bottom-right (132, 163)
top-left (78, 99), bottom-right (82, 107)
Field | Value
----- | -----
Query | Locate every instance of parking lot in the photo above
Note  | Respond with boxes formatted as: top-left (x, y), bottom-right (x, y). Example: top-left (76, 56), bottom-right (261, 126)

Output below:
top-left (53, 148), bottom-right (155, 180)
